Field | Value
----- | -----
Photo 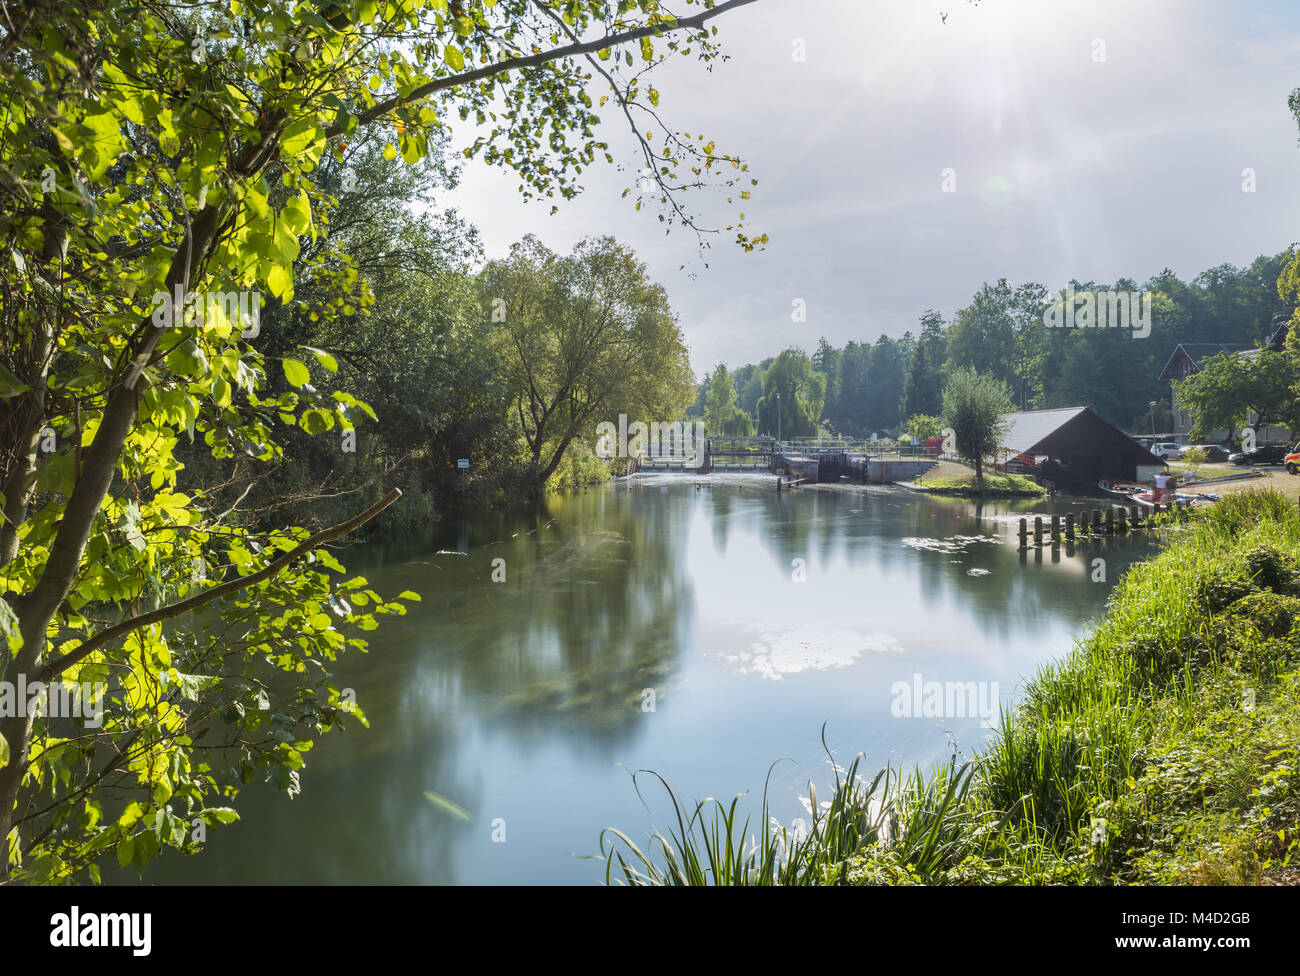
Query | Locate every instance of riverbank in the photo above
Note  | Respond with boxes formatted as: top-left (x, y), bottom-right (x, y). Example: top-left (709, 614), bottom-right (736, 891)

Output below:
top-left (603, 488), bottom-right (1300, 885)
top-left (912, 461), bottom-right (1046, 497)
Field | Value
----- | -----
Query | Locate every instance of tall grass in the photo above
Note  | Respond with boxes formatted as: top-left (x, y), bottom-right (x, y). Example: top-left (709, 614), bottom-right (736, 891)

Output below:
top-left (598, 728), bottom-right (996, 885)
top-left (602, 488), bottom-right (1300, 885)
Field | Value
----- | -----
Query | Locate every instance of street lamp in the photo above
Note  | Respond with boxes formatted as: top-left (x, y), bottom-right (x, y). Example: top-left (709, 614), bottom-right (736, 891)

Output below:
top-left (1149, 400), bottom-right (1157, 438)
top-left (776, 392), bottom-right (782, 444)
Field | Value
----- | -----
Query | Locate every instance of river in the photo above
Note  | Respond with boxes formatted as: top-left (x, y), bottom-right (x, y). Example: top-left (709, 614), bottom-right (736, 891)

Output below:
top-left (137, 474), bottom-right (1160, 884)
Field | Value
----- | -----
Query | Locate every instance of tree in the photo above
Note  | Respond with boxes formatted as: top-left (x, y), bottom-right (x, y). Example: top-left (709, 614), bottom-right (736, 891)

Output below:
top-left (864, 334), bottom-right (906, 431)
top-left (901, 310), bottom-right (946, 419)
top-left (812, 336), bottom-right (841, 423)
top-left (704, 364), bottom-right (752, 436)
top-left (481, 236), bottom-right (695, 492)
top-left (835, 341), bottom-right (873, 433)
top-left (942, 369), bottom-right (1014, 482)
top-left (903, 414), bottom-right (942, 441)
top-left (756, 350), bottom-right (825, 439)
top-left (945, 280), bottom-right (1017, 388)
top-left (1174, 350), bottom-right (1298, 442)
top-left (0, 0), bottom-right (758, 882)
top-left (1009, 282), bottom-right (1048, 410)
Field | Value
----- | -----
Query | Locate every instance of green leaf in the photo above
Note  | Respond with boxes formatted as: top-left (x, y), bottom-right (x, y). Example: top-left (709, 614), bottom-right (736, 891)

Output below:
top-left (282, 358), bottom-right (310, 388)
top-left (0, 731), bottom-right (9, 769)
top-left (398, 590), bottom-right (422, 602)
top-left (303, 346), bottom-right (338, 373)
top-left (116, 834), bottom-right (134, 868)
top-left (201, 807), bottom-right (240, 825)
top-left (281, 192), bottom-right (312, 235)
top-left (444, 44), bottom-right (465, 71)
top-left (281, 117), bottom-right (325, 162)
top-left (266, 262), bottom-right (293, 300)
top-left (0, 361), bottom-right (30, 398)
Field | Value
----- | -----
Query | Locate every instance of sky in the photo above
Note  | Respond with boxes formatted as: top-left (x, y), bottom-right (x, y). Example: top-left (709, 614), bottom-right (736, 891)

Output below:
top-left (442, 0), bottom-right (1300, 378)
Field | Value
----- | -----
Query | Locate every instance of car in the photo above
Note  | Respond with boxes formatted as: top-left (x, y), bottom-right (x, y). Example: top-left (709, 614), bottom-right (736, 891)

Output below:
top-left (1185, 444), bottom-right (1231, 463)
top-left (1151, 442), bottom-right (1184, 460)
top-left (1229, 443), bottom-right (1293, 466)
top-left (1286, 447), bottom-right (1300, 475)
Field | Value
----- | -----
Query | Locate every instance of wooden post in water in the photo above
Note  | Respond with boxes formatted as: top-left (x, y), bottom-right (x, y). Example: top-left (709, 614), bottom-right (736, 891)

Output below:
top-left (1033, 516), bottom-right (1043, 547)
top-left (1065, 512), bottom-right (1075, 543)
top-left (1105, 508), bottom-right (1114, 535)
top-left (1129, 505), bottom-right (1140, 530)
top-left (1050, 514), bottom-right (1060, 546)
top-left (1018, 518), bottom-right (1028, 549)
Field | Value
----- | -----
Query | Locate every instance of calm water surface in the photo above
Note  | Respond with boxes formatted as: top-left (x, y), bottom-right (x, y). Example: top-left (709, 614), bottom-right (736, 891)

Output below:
top-left (140, 474), bottom-right (1159, 884)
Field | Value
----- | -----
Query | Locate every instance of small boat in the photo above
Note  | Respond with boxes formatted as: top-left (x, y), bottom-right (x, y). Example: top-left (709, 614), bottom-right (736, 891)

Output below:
top-left (1098, 479), bottom-right (1147, 500)
top-left (1098, 480), bottom-right (1207, 508)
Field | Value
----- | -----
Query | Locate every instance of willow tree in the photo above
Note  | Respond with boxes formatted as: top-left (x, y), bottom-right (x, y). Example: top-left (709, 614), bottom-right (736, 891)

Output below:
top-left (756, 349), bottom-right (825, 439)
top-left (0, 0), bottom-right (759, 882)
top-left (480, 235), bottom-right (695, 491)
top-left (703, 363), bottom-right (752, 435)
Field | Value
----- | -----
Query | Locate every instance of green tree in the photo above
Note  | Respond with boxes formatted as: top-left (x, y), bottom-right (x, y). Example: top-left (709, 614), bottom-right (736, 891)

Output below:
top-left (0, 0), bottom-right (757, 882)
top-left (480, 236), bottom-right (695, 492)
top-left (901, 310), bottom-right (946, 419)
top-left (704, 364), bottom-right (753, 436)
top-left (812, 336), bottom-right (841, 423)
top-left (1174, 349), bottom-right (1298, 442)
top-left (945, 280), bottom-right (1017, 388)
top-left (942, 369), bottom-right (1013, 482)
top-left (864, 334), bottom-right (906, 431)
top-left (756, 350), bottom-right (825, 439)
top-left (903, 414), bottom-right (942, 441)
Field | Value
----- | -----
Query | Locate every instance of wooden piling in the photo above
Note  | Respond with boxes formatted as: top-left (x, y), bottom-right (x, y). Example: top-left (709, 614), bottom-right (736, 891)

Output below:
top-left (1033, 516), bottom-right (1043, 546)
top-left (1066, 512), bottom-right (1075, 543)
top-left (1105, 508), bottom-right (1114, 534)
top-left (1050, 514), bottom-right (1060, 546)
top-left (1018, 517), bottom-right (1028, 549)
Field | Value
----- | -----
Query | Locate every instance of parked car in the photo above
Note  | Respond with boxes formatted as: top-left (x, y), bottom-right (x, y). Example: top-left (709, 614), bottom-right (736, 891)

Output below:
top-left (1286, 447), bottom-right (1300, 475)
top-left (1229, 443), bottom-right (1293, 466)
top-left (1151, 442), bottom-right (1184, 460)
top-left (1185, 444), bottom-right (1231, 462)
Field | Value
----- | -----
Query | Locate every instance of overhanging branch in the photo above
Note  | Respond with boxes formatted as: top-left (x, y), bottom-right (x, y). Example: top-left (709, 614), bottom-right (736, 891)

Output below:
top-left (327, 0), bottom-right (760, 137)
top-left (36, 487), bottom-right (403, 682)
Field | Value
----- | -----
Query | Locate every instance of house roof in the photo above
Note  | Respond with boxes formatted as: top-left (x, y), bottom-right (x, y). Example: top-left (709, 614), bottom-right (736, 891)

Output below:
top-left (999, 406), bottom-right (1089, 456)
top-left (1157, 342), bottom-right (1255, 381)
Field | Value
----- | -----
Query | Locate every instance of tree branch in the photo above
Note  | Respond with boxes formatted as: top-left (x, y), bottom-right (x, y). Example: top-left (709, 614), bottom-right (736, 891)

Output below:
top-left (327, 0), bottom-right (760, 137)
top-left (36, 488), bottom-right (403, 682)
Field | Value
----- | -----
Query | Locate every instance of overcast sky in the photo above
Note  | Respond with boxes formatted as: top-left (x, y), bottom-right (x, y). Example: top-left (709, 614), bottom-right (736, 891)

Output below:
top-left (443, 0), bottom-right (1300, 377)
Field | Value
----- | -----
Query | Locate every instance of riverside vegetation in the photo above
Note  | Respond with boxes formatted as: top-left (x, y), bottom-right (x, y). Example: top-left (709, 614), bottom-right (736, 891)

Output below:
top-left (601, 488), bottom-right (1300, 885)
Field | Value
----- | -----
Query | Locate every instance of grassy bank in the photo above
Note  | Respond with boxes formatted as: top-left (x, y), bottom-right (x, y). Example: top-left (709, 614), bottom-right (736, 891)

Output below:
top-left (916, 470), bottom-right (1046, 497)
top-left (602, 488), bottom-right (1300, 885)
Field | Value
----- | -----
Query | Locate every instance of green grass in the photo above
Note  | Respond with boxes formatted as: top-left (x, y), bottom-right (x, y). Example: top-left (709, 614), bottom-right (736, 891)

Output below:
top-left (601, 488), bottom-right (1300, 885)
top-left (916, 471), bottom-right (1046, 497)
top-left (1165, 463), bottom-right (1257, 483)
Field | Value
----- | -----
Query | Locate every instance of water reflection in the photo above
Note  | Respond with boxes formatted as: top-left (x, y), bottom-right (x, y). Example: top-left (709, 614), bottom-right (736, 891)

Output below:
top-left (135, 477), bottom-right (1157, 884)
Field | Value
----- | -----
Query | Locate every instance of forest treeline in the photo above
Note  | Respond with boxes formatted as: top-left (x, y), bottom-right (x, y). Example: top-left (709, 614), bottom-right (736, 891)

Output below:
top-left (691, 255), bottom-right (1297, 440)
